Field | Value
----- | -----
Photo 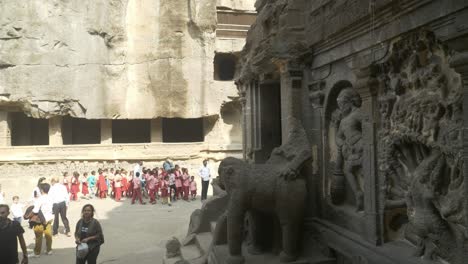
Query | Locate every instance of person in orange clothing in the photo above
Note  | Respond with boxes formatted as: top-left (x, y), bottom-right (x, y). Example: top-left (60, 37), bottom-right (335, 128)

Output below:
top-left (97, 169), bottom-right (107, 199)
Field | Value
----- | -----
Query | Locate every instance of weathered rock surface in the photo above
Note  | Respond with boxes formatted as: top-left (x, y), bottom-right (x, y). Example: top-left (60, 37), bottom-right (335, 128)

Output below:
top-left (0, 0), bottom-right (238, 119)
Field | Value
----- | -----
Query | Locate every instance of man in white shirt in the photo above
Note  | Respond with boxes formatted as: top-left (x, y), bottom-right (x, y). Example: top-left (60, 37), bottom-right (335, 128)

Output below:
top-left (134, 161), bottom-right (143, 178)
top-left (199, 159), bottom-right (211, 201)
top-left (30, 183), bottom-right (54, 257)
top-left (49, 177), bottom-right (71, 237)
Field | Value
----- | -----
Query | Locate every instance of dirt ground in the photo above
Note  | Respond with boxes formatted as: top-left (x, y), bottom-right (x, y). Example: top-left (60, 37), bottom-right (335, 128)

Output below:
top-left (18, 195), bottom-right (202, 264)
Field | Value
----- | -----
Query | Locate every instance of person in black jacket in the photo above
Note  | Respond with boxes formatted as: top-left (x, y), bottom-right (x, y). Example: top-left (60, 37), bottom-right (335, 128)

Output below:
top-left (75, 204), bottom-right (104, 264)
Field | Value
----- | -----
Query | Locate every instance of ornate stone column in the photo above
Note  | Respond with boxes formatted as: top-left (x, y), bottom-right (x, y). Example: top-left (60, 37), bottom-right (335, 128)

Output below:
top-left (448, 35), bottom-right (468, 260)
top-left (48, 116), bottom-right (63, 146)
top-left (0, 112), bottom-right (11, 146)
top-left (280, 62), bottom-right (304, 142)
top-left (354, 65), bottom-right (382, 245)
top-left (100, 120), bottom-right (112, 145)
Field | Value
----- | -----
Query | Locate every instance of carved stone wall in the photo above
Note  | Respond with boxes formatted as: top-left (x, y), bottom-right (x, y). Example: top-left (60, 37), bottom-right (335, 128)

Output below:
top-left (236, 0), bottom-right (468, 263)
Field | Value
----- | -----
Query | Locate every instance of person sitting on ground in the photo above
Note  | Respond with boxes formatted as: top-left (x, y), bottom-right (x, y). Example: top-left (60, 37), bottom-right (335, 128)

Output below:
top-left (0, 204), bottom-right (28, 264)
top-left (75, 204), bottom-right (104, 264)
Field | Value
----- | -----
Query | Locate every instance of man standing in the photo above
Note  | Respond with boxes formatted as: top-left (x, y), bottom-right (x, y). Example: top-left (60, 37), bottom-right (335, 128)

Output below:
top-left (134, 161), bottom-right (143, 178)
top-left (49, 177), bottom-right (71, 237)
top-left (198, 159), bottom-right (211, 201)
top-left (0, 204), bottom-right (28, 264)
top-left (30, 183), bottom-right (54, 257)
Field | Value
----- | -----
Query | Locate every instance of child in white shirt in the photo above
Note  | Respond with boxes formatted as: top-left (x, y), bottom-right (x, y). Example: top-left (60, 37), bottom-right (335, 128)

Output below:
top-left (11, 196), bottom-right (25, 224)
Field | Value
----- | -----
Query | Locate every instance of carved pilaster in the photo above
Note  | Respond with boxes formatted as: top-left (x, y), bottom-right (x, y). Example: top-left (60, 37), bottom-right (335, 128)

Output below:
top-left (0, 112), bottom-right (11, 146)
top-left (280, 62), bottom-right (304, 142)
top-left (450, 48), bottom-right (468, 261)
top-left (354, 66), bottom-right (382, 245)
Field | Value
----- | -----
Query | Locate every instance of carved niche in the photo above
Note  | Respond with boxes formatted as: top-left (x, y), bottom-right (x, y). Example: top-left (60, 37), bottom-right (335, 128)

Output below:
top-left (376, 30), bottom-right (465, 263)
top-left (326, 81), bottom-right (365, 211)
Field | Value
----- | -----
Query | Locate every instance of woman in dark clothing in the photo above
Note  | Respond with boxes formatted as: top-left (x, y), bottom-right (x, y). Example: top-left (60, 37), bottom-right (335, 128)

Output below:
top-left (75, 204), bottom-right (104, 264)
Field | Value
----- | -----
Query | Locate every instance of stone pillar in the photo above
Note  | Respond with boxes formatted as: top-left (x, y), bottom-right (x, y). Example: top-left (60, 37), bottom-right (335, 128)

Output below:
top-left (100, 120), bottom-right (112, 144)
top-left (355, 66), bottom-right (381, 245)
top-left (237, 81), bottom-right (248, 160)
top-left (280, 63), bottom-right (304, 142)
top-left (150, 118), bottom-right (163, 143)
top-left (448, 36), bottom-right (468, 261)
top-left (0, 112), bottom-right (11, 146)
top-left (48, 117), bottom-right (63, 146)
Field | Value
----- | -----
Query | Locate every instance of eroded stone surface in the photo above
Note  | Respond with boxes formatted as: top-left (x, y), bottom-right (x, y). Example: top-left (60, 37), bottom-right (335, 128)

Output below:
top-left (0, 0), bottom-right (244, 119)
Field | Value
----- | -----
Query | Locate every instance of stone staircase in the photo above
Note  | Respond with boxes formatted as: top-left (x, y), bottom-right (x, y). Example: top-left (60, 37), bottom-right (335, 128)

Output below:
top-left (164, 219), bottom-right (336, 264)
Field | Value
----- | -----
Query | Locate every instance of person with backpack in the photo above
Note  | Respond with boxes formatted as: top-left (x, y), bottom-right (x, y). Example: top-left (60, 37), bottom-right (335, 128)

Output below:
top-left (30, 183), bottom-right (54, 258)
top-left (75, 204), bottom-right (104, 264)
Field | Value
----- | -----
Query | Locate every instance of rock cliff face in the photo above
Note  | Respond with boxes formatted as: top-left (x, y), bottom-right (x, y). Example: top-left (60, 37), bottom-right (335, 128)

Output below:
top-left (0, 0), bottom-right (228, 119)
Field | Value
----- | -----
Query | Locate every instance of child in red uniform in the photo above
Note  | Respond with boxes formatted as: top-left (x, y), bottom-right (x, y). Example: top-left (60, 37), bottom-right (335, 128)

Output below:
top-left (160, 176), bottom-right (169, 205)
top-left (127, 171), bottom-right (134, 198)
top-left (70, 171), bottom-right (81, 201)
top-left (121, 170), bottom-right (128, 197)
top-left (147, 171), bottom-right (157, 204)
top-left (62, 172), bottom-right (70, 193)
top-left (175, 171), bottom-right (182, 200)
top-left (131, 172), bottom-right (146, 205)
top-left (97, 169), bottom-right (108, 199)
top-left (114, 170), bottom-right (123, 202)
top-left (182, 168), bottom-right (190, 201)
top-left (190, 176), bottom-right (197, 201)
top-left (81, 172), bottom-right (89, 197)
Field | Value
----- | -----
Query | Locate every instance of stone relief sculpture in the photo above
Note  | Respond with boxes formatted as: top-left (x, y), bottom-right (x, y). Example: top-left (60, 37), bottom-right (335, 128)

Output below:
top-left (330, 87), bottom-right (365, 211)
top-left (376, 30), bottom-right (466, 263)
top-left (218, 118), bottom-right (311, 264)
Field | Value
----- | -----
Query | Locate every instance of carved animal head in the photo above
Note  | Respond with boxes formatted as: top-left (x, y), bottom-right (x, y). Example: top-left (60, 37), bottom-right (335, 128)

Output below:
top-left (218, 157), bottom-right (246, 193)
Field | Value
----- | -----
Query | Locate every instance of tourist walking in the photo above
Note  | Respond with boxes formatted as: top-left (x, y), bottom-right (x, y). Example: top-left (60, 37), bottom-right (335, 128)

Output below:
top-left (199, 159), bottom-right (211, 201)
top-left (0, 204), bottom-right (28, 264)
top-left (30, 183), bottom-right (54, 258)
top-left (75, 204), bottom-right (104, 264)
top-left (49, 177), bottom-right (71, 237)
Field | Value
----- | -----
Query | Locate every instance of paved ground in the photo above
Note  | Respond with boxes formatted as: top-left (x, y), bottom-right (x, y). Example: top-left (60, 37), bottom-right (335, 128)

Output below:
top-left (19, 196), bottom-right (202, 264)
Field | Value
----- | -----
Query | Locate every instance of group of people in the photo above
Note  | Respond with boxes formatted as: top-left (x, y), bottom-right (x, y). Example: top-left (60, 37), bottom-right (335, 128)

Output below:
top-left (0, 181), bottom-right (104, 264)
top-left (58, 159), bottom-right (211, 206)
top-left (0, 159), bottom-right (212, 264)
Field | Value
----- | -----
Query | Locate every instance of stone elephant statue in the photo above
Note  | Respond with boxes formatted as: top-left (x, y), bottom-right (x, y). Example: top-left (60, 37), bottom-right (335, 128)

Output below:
top-left (219, 154), bottom-right (308, 264)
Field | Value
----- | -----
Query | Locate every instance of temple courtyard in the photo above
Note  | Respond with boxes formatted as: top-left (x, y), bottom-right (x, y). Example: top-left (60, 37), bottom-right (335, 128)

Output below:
top-left (21, 197), bottom-right (201, 264)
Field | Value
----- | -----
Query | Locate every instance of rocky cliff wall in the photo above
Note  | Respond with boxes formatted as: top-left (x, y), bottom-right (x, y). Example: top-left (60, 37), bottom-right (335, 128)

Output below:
top-left (0, 0), bottom-right (232, 119)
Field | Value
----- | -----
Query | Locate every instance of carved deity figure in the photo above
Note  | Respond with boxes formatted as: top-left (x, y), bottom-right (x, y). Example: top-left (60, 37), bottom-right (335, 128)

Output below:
top-left (331, 88), bottom-right (364, 211)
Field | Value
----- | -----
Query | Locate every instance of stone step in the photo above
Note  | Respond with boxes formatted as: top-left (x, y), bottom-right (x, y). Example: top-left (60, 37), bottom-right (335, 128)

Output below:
top-left (181, 243), bottom-right (203, 260)
top-left (195, 232), bottom-right (213, 255)
top-left (210, 245), bottom-right (335, 264)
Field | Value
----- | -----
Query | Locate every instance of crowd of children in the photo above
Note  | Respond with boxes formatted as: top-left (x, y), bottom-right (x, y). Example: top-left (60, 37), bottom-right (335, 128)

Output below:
top-left (55, 164), bottom-right (198, 206)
